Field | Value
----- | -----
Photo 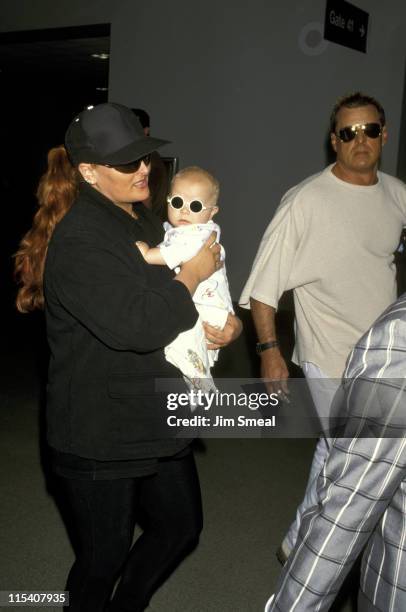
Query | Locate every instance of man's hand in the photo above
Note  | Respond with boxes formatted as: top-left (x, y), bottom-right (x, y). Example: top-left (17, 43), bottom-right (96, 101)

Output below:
top-left (260, 347), bottom-right (290, 401)
top-left (203, 313), bottom-right (242, 350)
top-left (250, 298), bottom-right (290, 401)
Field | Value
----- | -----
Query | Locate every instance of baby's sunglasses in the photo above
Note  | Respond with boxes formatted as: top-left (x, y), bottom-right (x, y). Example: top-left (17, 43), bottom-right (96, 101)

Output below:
top-left (337, 122), bottom-right (382, 143)
top-left (104, 153), bottom-right (152, 173)
top-left (167, 194), bottom-right (217, 214)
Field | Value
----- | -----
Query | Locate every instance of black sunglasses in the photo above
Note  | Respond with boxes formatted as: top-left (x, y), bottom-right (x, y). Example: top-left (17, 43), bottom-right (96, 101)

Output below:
top-left (105, 153), bottom-right (152, 173)
top-left (337, 122), bottom-right (382, 143)
top-left (167, 195), bottom-right (217, 214)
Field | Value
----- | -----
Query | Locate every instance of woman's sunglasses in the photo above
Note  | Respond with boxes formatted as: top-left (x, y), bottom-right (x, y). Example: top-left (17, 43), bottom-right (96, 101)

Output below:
top-left (167, 195), bottom-right (217, 214)
top-left (337, 122), bottom-right (382, 143)
top-left (105, 153), bottom-right (152, 174)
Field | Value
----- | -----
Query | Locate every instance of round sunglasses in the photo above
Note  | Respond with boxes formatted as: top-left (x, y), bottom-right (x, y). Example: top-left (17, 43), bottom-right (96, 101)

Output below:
top-left (337, 122), bottom-right (382, 143)
top-left (167, 195), bottom-right (217, 214)
top-left (104, 153), bottom-right (152, 173)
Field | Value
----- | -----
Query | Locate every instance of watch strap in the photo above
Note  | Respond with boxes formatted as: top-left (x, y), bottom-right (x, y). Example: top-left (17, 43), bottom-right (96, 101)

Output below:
top-left (256, 340), bottom-right (279, 354)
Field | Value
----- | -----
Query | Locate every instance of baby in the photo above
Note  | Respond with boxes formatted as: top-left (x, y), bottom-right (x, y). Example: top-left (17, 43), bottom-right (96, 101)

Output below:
top-left (136, 166), bottom-right (233, 394)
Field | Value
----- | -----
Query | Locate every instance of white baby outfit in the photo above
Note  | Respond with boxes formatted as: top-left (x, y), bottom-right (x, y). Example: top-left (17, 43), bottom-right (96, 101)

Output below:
top-left (160, 220), bottom-right (233, 392)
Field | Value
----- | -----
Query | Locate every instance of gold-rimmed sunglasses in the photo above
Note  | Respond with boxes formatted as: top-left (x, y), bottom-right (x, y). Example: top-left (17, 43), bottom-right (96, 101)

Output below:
top-left (337, 122), bottom-right (382, 143)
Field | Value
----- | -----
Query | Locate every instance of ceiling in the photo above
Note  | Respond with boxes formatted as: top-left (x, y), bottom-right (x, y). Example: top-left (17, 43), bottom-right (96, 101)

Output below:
top-left (0, 27), bottom-right (110, 91)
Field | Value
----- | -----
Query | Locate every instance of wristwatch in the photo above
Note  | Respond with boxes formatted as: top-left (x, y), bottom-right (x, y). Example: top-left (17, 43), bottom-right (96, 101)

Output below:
top-left (256, 340), bottom-right (279, 354)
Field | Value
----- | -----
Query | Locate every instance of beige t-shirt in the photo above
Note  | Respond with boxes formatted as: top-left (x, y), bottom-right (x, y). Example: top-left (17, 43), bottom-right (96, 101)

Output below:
top-left (239, 165), bottom-right (406, 377)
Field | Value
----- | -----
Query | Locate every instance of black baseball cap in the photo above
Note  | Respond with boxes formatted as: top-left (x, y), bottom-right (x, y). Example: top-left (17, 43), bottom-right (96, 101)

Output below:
top-left (65, 102), bottom-right (170, 166)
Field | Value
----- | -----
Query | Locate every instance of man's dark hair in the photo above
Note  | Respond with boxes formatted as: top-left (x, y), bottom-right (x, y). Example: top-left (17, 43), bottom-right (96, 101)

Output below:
top-left (330, 92), bottom-right (386, 134)
top-left (132, 108), bottom-right (150, 130)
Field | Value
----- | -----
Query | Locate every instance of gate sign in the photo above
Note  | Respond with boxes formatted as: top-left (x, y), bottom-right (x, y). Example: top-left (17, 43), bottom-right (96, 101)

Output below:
top-left (324, 0), bottom-right (369, 53)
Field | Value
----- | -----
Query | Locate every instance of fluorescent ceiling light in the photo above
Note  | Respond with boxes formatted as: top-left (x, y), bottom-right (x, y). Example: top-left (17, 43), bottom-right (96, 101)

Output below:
top-left (91, 53), bottom-right (109, 60)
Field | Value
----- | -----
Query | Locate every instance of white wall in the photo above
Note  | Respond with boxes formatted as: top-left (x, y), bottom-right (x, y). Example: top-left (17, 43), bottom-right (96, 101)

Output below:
top-left (2, 0), bottom-right (406, 296)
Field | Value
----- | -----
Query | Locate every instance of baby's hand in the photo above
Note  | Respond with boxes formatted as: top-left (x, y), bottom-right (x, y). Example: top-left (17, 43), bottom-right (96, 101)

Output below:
top-left (135, 241), bottom-right (150, 259)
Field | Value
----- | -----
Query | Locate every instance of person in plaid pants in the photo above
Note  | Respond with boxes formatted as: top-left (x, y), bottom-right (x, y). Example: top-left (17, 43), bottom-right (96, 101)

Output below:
top-left (267, 294), bottom-right (406, 612)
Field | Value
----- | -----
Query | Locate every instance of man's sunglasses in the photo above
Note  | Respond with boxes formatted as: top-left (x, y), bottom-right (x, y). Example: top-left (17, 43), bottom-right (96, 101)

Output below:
top-left (105, 153), bottom-right (151, 173)
top-left (337, 122), bottom-right (382, 143)
top-left (167, 195), bottom-right (217, 214)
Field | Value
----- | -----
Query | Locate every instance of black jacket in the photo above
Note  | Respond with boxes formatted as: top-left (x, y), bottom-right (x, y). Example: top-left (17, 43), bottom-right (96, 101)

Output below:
top-left (44, 182), bottom-right (197, 460)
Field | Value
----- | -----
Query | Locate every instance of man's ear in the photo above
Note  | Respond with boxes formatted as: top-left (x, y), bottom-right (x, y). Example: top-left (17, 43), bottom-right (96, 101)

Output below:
top-left (78, 163), bottom-right (97, 184)
top-left (330, 132), bottom-right (338, 153)
top-left (382, 125), bottom-right (388, 146)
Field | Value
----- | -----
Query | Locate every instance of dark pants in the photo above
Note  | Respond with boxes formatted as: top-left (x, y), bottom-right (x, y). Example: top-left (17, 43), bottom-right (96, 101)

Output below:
top-left (60, 452), bottom-right (203, 612)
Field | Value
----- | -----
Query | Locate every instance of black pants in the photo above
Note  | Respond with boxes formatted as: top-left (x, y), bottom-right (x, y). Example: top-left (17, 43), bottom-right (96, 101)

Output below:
top-left (60, 452), bottom-right (203, 612)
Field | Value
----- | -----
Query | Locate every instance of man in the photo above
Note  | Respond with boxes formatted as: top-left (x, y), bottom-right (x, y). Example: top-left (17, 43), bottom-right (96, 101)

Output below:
top-left (265, 293), bottom-right (406, 611)
top-left (239, 92), bottom-right (406, 560)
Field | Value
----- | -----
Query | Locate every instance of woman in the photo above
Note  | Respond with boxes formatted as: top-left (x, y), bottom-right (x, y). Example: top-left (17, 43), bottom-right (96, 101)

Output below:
top-left (15, 103), bottom-right (241, 611)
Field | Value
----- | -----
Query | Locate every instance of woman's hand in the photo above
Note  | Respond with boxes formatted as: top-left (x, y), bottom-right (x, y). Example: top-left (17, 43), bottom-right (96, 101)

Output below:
top-left (187, 231), bottom-right (222, 283)
top-left (175, 232), bottom-right (222, 295)
top-left (203, 313), bottom-right (242, 349)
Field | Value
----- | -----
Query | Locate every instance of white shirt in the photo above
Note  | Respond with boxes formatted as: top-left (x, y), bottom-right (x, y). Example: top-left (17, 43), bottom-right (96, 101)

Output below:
top-left (239, 165), bottom-right (406, 377)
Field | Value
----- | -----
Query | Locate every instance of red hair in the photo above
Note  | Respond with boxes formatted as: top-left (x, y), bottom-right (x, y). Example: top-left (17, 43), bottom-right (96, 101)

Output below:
top-left (14, 145), bottom-right (80, 312)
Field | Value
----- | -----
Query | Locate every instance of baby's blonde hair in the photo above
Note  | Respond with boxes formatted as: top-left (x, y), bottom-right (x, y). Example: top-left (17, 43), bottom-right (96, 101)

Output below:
top-left (171, 166), bottom-right (220, 205)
